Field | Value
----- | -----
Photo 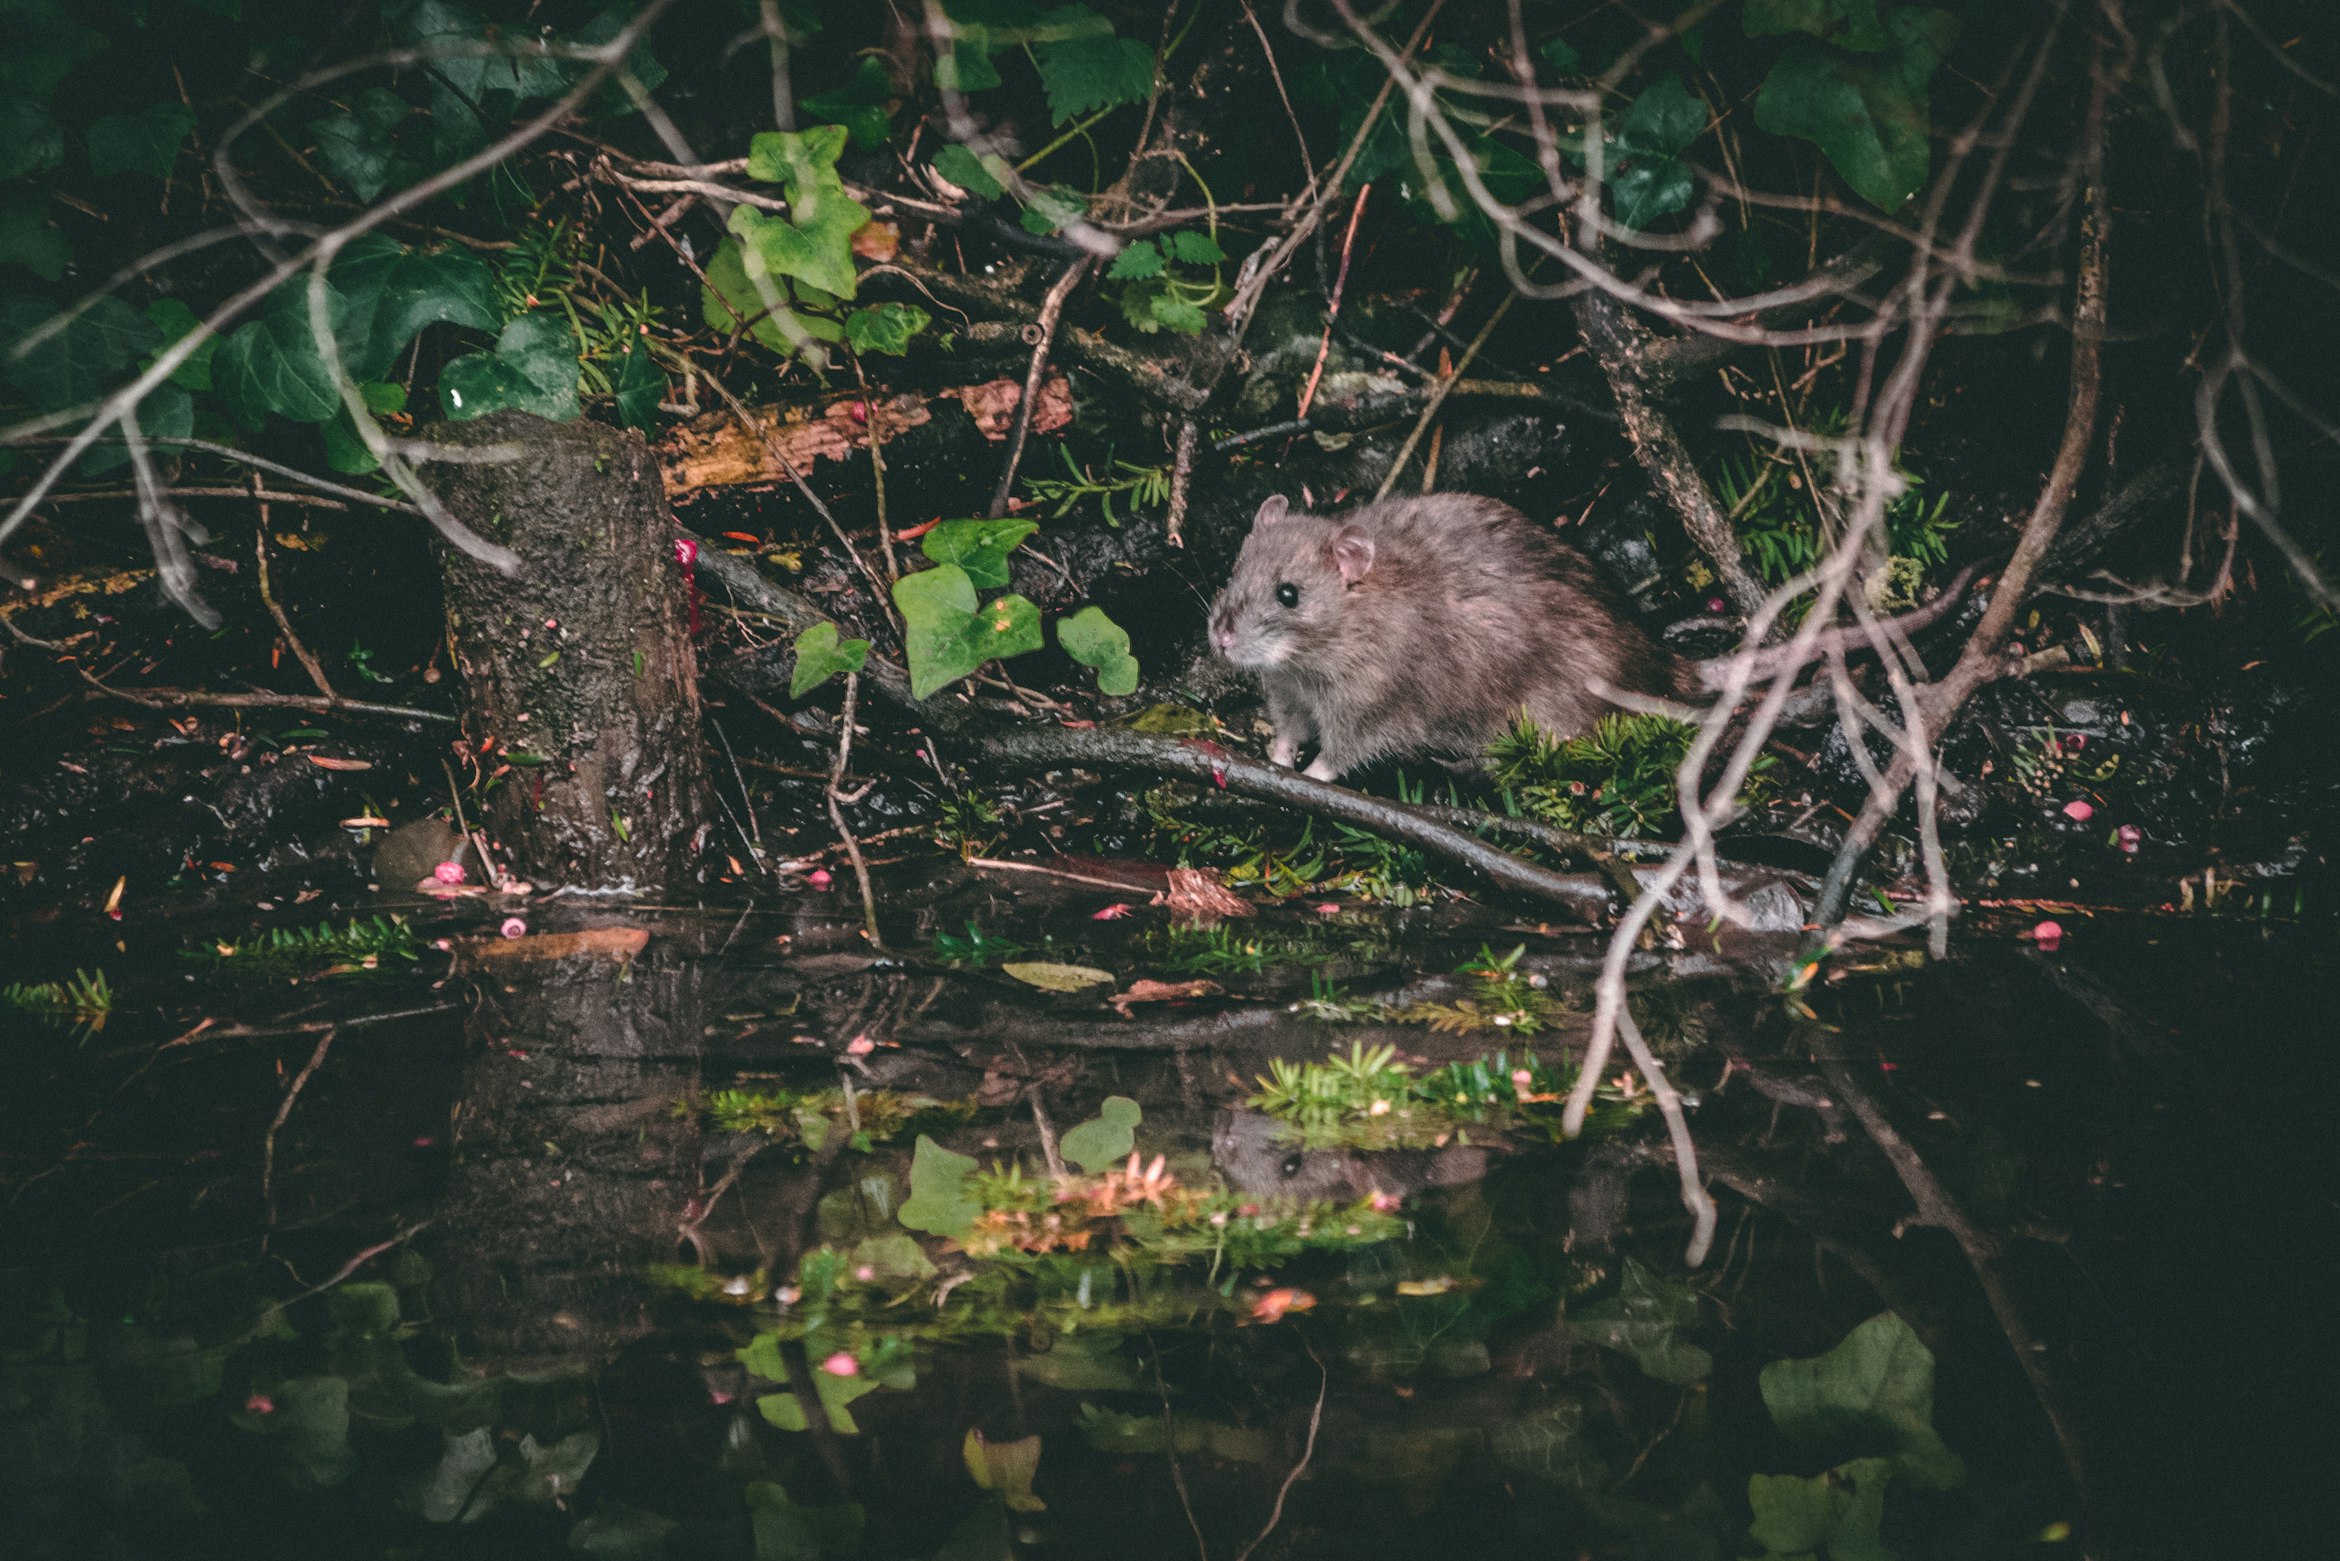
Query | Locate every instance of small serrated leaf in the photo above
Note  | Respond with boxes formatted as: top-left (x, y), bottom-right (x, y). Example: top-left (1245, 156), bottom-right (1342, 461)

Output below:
top-left (1106, 239), bottom-right (1162, 280)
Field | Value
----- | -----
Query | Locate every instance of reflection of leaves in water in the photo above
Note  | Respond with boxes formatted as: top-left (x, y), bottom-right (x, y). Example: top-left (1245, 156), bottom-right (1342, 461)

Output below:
top-left (1058, 1095), bottom-right (1142, 1173)
top-left (1567, 1257), bottom-right (1714, 1386)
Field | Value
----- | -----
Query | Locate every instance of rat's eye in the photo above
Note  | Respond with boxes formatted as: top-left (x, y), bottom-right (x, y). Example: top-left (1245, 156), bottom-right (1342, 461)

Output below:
top-left (1280, 1152), bottom-right (1306, 1178)
top-left (1275, 582), bottom-right (1300, 608)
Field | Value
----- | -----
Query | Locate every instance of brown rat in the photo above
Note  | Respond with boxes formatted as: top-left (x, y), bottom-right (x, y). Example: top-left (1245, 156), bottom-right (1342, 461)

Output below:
top-left (1208, 493), bottom-right (1695, 779)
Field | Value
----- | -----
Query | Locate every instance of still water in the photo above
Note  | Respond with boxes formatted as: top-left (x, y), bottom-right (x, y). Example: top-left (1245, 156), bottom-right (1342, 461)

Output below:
top-left (2, 875), bottom-right (2329, 1559)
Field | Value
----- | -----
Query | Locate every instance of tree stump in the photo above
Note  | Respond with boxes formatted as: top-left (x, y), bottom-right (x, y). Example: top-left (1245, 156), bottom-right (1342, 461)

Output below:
top-left (423, 411), bottom-right (710, 891)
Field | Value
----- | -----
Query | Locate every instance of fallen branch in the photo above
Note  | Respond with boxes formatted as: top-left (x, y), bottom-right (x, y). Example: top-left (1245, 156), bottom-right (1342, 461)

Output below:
top-left (990, 258), bottom-right (1092, 517)
top-left (978, 726), bottom-right (1616, 921)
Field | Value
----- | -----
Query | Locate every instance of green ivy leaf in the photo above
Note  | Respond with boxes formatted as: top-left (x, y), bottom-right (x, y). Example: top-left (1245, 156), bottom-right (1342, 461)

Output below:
top-left (0, 0), bottom-right (107, 182)
top-left (310, 88), bottom-right (418, 202)
top-left (1537, 36), bottom-right (1580, 73)
top-left (87, 103), bottom-right (196, 181)
top-left (611, 339), bottom-right (664, 433)
top-left (933, 144), bottom-right (1008, 200)
top-left (892, 563), bottom-right (1042, 699)
top-left (789, 621), bottom-right (870, 698)
top-left (1743, 0), bottom-right (1889, 52)
top-left (1612, 156), bottom-right (1695, 229)
top-left (437, 313), bottom-right (580, 422)
top-left (143, 299), bottom-right (217, 391)
top-left (1753, 8), bottom-right (1959, 210)
top-left (1032, 8), bottom-right (1155, 125)
top-left (0, 292), bottom-right (158, 412)
top-left (214, 281), bottom-right (355, 426)
top-left (1059, 1096), bottom-right (1141, 1173)
top-left (1759, 1311), bottom-right (1965, 1490)
top-left (0, 202), bottom-right (70, 282)
top-left (729, 198), bottom-right (868, 305)
top-left (329, 235), bottom-right (498, 381)
top-left (1615, 74), bottom-right (1707, 158)
top-left (920, 517), bottom-right (1035, 590)
top-left (1164, 230), bottom-right (1225, 266)
top-left (898, 1134), bottom-right (980, 1238)
top-left (843, 300), bottom-right (930, 356)
top-left (1747, 1457), bottom-right (1895, 1561)
top-left (747, 124), bottom-right (850, 190)
top-left (700, 236), bottom-right (841, 360)
top-left (321, 382), bottom-right (406, 475)
top-left (1107, 238), bottom-right (1162, 280)
top-left (1056, 604), bottom-right (1139, 696)
top-left (802, 56), bottom-right (897, 150)
top-left (82, 381), bottom-right (192, 476)
top-left (756, 1370), bottom-right (878, 1435)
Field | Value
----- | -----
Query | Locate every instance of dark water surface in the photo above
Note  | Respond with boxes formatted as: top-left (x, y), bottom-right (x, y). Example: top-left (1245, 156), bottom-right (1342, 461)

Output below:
top-left (2, 876), bottom-right (2329, 1560)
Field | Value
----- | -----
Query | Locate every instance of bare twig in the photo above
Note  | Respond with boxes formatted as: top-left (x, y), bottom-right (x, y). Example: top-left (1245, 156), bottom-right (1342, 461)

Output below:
top-left (988, 257), bottom-right (1091, 518)
top-left (254, 522), bottom-right (338, 702)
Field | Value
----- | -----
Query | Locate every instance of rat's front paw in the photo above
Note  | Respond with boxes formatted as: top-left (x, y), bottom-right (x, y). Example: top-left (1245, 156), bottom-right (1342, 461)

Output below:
top-left (1269, 733), bottom-right (1299, 768)
top-left (1302, 755), bottom-right (1341, 782)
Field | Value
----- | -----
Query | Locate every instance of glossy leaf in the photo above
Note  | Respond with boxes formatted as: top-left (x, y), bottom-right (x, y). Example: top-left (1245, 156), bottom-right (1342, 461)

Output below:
top-left (802, 56), bottom-right (897, 149)
top-left (0, 293), bottom-right (158, 412)
top-left (330, 235), bottom-right (498, 381)
top-left (920, 518), bottom-right (1034, 589)
top-left (789, 621), bottom-right (870, 699)
top-left (143, 299), bottom-right (217, 392)
top-left (310, 88), bottom-right (417, 202)
top-left (437, 313), bottom-right (581, 422)
top-left (82, 382), bottom-right (192, 476)
top-left (611, 338), bottom-right (664, 432)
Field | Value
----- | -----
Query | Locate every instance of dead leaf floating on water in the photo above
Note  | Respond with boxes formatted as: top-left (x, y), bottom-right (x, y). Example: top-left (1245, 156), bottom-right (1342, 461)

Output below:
top-left (304, 755), bottom-right (373, 771)
top-left (1155, 867), bottom-right (1251, 925)
top-left (1001, 960), bottom-right (1116, 993)
top-left (455, 927), bottom-right (650, 968)
top-left (1107, 978), bottom-right (1222, 1016)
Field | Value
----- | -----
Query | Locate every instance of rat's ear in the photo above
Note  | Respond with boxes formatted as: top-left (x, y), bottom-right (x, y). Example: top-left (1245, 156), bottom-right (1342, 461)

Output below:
top-left (1332, 524), bottom-right (1375, 585)
top-left (1253, 495), bottom-right (1290, 527)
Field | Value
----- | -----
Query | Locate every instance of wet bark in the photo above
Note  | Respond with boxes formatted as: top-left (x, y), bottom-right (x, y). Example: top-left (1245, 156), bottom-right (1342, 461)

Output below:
top-left (422, 412), bottom-right (711, 892)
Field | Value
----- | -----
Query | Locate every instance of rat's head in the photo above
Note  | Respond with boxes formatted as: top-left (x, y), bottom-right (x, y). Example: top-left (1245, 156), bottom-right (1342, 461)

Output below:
top-left (1208, 496), bottom-right (1377, 669)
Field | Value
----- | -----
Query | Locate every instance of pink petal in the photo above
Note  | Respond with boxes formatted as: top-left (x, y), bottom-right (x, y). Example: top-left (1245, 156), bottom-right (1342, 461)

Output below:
top-left (845, 1035), bottom-right (876, 1055)
top-left (1092, 903), bottom-right (1134, 920)
top-left (2061, 800), bottom-right (2095, 822)
top-left (500, 917), bottom-right (527, 939)
top-left (2032, 919), bottom-right (2064, 953)
top-left (432, 860), bottom-right (466, 884)
top-left (820, 1351), bottom-right (859, 1377)
top-left (807, 867), bottom-right (833, 888)
top-left (2117, 824), bottom-right (2142, 854)
top-left (1314, 902), bottom-right (1341, 915)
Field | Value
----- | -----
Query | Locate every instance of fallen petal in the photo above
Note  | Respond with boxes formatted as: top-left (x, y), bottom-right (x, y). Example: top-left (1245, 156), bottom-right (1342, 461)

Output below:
top-left (2032, 919), bottom-right (2064, 952)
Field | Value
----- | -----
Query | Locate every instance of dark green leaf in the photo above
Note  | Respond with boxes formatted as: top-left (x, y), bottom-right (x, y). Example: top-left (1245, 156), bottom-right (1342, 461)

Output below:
top-left (213, 281), bottom-right (352, 426)
top-left (1753, 8), bottom-right (1959, 210)
top-left (1616, 74), bottom-right (1707, 157)
top-left (611, 339), bottom-right (664, 432)
top-left (933, 144), bottom-right (1007, 200)
top-left (0, 202), bottom-right (69, 281)
top-left (1612, 155), bottom-right (1695, 229)
top-left (87, 102), bottom-right (196, 180)
top-left (1056, 604), bottom-right (1138, 695)
top-left (1759, 1311), bottom-right (1965, 1490)
top-left (82, 382), bottom-right (192, 476)
top-left (893, 564), bottom-right (1042, 698)
top-left (1164, 230), bottom-right (1225, 266)
top-left (1059, 1096), bottom-right (1141, 1173)
top-left (310, 88), bottom-right (416, 202)
top-left (789, 621), bottom-right (870, 699)
top-left (802, 56), bottom-right (896, 150)
top-left (330, 235), bottom-right (498, 381)
top-left (0, 0), bottom-right (105, 181)
top-left (437, 313), bottom-right (580, 422)
top-left (1106, 238), bottom-right (1162, 280)
top-left (843, 300), bottom-right (929, 356)
top-left (898, 1133), bottom-right (981, 1237)
top-left (1747, 1458), bottom-right (1894, 1561)
top-left (144, 299), bottom-right (217, 391)
top-left (920, 517), bottom-right (1035, 589)
top-left (1743, 0), bottom-right (1889, 52)
top-left (1537, 36), bottom-right (1580, 73)
top-left (320, 383), bottom-right (404, 475)
top-left (1, 292), bottom-right (161, 412)
top-left (936, 36), bottom-right (1003, 94)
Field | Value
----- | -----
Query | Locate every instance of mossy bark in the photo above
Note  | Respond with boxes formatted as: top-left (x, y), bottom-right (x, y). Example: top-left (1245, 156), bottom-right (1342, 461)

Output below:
top-left (423, 411), bottom-right (710, 891)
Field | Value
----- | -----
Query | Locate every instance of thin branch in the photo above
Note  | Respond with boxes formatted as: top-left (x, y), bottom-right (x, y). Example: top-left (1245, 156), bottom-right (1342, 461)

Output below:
top-left (988, 257), bottom-right (1090, 518)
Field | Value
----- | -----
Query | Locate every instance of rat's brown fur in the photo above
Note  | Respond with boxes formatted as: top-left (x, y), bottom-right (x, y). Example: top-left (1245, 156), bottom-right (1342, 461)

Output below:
top-left (1208, 493), bottom-right (1695, 779)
